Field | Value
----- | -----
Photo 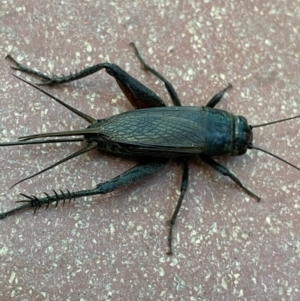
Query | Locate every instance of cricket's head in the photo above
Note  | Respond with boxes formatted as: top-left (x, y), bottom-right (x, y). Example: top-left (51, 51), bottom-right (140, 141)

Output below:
top-left (233, 115), bottom-right (253, 156)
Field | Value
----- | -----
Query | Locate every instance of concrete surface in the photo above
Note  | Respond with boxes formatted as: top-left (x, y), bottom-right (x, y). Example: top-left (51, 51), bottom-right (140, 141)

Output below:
top-left (0, 1), bottom-right (299, 300)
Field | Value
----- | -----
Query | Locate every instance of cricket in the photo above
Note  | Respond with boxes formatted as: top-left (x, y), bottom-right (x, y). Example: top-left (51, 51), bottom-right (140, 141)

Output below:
top-left (0, 43), bottom-right (299, 254)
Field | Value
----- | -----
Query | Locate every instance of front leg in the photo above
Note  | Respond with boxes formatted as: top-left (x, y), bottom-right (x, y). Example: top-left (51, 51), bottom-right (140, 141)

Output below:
top-left (205, 83), bottom-right (232, 108)
top-left (200, 155), bottom-right (260, 201)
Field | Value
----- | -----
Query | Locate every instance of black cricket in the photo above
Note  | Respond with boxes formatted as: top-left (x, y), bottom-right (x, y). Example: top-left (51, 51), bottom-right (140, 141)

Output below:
top-left (1, 43), bottom-right (300, 254)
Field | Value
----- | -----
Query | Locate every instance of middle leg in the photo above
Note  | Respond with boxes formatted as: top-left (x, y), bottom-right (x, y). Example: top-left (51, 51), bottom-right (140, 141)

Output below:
top-left (130, 42), bottom-right (182, 106)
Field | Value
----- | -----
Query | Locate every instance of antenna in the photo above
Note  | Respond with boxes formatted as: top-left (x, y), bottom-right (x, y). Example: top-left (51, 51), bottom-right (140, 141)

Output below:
top-left (249, 113), bottom-right (300, 171)
top-left (248, 143), bottom-right (300, 171)
top-left (251, 115), bottom-right (300, 128)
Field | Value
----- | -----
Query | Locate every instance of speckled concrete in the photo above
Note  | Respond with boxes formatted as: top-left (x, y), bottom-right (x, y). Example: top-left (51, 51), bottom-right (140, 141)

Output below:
top-left (0, 1), bottom-right (300, 300)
